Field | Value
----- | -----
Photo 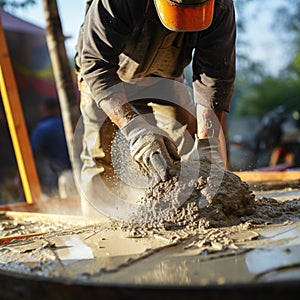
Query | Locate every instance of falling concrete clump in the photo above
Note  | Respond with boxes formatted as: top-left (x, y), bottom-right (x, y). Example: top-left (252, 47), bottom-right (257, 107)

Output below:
top-left (123, 159), bottom-right (256, 235)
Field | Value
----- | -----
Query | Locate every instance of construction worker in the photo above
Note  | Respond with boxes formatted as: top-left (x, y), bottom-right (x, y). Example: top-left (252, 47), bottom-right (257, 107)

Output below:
top-left (75, 0), bottom-right (236, 217)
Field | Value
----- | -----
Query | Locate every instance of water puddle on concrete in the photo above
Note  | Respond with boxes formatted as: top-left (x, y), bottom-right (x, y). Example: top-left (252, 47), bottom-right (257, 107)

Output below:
top-left (252, 223), bottom-right (300, 246)
top-left (245, 246), bottom-right (300, 281)
top-left (53, 236), bottom-right (94, 265)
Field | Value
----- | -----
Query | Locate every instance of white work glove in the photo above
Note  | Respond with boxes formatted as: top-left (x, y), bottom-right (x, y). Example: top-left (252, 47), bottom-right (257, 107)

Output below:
top-left (121, 115), bottom-right (180, 184)
top-left (198, 138), bottom-right (225, 168)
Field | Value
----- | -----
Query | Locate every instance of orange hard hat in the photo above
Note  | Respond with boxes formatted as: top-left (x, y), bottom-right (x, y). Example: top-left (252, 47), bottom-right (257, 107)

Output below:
top-left (154, 0), bottom-right (215, 32)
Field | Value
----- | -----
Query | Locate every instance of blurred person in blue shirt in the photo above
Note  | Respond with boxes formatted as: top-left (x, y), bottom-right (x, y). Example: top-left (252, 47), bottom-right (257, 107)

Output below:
top-left (30, 97), bottom-right (72, 197)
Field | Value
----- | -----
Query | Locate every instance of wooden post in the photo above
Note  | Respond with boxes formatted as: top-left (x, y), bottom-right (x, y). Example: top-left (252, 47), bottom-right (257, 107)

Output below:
top-left (0, 16), bottom-right (41, 204)
top-left (42, 0), bottom-right (80, 165)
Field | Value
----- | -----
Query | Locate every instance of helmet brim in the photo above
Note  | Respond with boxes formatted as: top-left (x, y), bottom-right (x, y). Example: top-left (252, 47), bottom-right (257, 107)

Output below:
top-left (154, 0), bottom-right (215, 32)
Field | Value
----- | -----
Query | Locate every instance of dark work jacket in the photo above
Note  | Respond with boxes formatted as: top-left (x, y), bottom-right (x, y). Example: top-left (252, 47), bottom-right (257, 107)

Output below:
top-left (30, 116), bottom-right (71, 194)
top-left (30, 116), bottom-right (71, 173)
top-left (76, 0), bottom-right (236, 112)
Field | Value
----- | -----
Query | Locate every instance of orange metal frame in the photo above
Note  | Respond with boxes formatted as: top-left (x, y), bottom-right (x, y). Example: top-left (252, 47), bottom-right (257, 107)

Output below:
top-left (0, 16), bottom-right (41, 204)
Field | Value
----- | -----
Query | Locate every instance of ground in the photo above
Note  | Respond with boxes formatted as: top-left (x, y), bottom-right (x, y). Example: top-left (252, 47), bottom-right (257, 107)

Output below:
top-left (0, 181), bottom-right (300, 300)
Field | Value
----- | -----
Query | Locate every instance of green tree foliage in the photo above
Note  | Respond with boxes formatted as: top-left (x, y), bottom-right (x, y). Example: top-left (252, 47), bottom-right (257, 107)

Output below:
top-left (235, 76), bottom-right (300, 117)
top-left (233, 0), bottom-right (300, 118)
top-left (292, 53), bottom-right (300, 76)
top-left (274, 1), bottom-right (300, 47)
top-left (275, 1), bottom-right (300, 78)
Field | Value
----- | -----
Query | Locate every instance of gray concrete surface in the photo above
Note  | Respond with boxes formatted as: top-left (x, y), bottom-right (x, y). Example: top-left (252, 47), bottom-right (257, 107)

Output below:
top-left (0, 187), bottom-right (300, 299)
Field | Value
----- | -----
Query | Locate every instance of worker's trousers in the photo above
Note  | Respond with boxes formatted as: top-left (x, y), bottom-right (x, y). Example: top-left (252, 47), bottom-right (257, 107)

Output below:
top-left (75, 78), bottom-right (197, 218)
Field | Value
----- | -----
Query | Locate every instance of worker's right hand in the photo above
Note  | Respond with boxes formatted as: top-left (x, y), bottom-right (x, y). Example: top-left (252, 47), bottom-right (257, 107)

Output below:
top-left (121, 115), bottom-right (180, 184)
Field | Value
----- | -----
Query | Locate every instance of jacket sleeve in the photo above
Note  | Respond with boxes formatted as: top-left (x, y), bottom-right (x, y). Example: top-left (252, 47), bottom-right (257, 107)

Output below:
top-left (192, 0), bottom-right (236, 112)
top-left (79, 0), bottom-right (139, 106)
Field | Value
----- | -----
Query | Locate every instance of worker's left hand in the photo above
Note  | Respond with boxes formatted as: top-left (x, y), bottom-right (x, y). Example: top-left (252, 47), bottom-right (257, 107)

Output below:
top-left (182, 137), bottom-right (225, 168)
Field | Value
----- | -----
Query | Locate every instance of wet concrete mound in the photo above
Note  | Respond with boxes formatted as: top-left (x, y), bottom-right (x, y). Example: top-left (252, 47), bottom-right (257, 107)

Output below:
top-left (126, 160), bottom-right (256, 234)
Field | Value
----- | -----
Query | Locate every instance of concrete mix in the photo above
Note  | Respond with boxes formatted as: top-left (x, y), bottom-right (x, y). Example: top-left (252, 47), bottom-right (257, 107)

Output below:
top-left (124, 158), bottom-right (255, 234)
